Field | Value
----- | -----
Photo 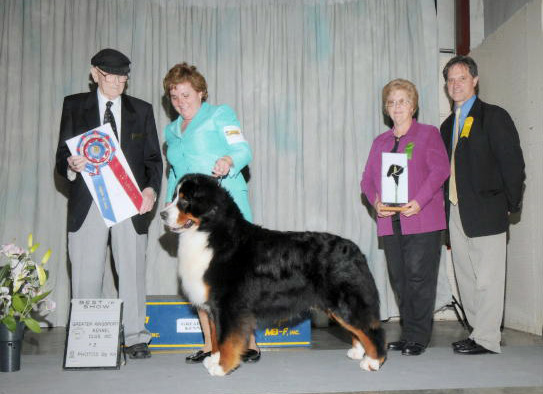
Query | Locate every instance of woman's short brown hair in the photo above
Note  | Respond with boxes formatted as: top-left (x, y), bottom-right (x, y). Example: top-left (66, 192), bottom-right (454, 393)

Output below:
top-left (163, 62), bottom-right (208, 102)
top-left (382, 78), bottom-right (419, 115)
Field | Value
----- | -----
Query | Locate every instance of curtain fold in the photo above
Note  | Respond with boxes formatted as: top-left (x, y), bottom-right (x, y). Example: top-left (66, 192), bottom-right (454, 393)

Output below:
top-left (0, 0), bottom-right (449, 327)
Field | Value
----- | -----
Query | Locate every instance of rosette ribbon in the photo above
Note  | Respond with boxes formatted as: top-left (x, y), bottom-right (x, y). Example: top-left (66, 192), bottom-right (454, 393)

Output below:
top-left (77, 130), bottom-right (142, 222)
top-left (405, 142), bottom-right (415, 159)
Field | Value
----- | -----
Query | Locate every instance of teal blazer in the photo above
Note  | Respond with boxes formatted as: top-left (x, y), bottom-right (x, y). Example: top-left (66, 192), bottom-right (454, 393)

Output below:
top-left (165, 102), bottom-right (253, 221)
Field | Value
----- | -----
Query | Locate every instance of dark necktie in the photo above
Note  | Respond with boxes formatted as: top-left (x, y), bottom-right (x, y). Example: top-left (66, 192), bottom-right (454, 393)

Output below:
top-left (104, 101), bottom-right (119, 141)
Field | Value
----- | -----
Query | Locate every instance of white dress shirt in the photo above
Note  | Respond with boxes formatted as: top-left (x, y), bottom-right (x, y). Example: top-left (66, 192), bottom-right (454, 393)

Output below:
top-left (97, 89), bottom-right (122, 144)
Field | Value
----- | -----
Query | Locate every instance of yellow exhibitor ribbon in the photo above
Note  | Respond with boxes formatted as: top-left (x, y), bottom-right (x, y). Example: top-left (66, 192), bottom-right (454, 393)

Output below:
top-left (460, 116), bottom-right (474, 138)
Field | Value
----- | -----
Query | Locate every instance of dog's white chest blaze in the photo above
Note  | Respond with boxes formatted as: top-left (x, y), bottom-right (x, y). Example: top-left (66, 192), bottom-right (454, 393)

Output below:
top-left (178, 229), bottom-right (213, 307)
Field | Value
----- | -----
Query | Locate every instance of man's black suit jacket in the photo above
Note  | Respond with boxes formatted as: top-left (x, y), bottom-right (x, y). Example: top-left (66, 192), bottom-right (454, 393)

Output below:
top-left (440, 98), bottom-right (525, 238)
top-left (55, 91), bottom-right (163, 234)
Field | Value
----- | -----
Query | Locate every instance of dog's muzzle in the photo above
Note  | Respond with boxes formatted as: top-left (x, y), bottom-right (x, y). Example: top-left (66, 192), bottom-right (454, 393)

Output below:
top-left (160, 204), bottom-right (198, 232)
top-left (183, 219), bottom-right (194, 229)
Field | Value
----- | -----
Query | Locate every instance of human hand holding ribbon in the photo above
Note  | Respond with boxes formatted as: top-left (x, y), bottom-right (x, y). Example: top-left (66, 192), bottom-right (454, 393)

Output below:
top-left (139, 187), bottom-right (156, 214)
top-left (67, 155), bottom-right (89, 173)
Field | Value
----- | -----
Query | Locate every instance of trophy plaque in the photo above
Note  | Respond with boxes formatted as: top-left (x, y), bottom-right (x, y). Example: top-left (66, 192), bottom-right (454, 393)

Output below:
top-left (381, 152), bottom-right (408, 212)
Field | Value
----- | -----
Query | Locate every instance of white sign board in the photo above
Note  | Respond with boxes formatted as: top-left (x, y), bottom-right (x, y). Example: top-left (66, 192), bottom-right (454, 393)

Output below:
top-left (381, 152), bottom-right (408, 205)
top-left (176, 318), bottom-right (202, 333)
top-left (64, 299), bottom-right (123, 370)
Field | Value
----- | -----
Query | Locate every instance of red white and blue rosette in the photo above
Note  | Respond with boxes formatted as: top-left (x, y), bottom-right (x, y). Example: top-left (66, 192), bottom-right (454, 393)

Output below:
top-left (77, 130), bottom-right (142, 222)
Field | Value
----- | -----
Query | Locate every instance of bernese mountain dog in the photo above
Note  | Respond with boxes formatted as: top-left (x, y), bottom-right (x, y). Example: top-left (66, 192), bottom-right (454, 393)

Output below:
top-left (161, 174), bottom-right (386, 376)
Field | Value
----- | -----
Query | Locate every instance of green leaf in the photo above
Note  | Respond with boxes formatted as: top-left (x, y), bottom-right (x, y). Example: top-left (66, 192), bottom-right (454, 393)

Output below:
top-left (23, 317), bottom-right (41, 333)
top-left (27, 233), bottom-right (33, 248)
top-left (0, 264), bottom-right (10, 280)
top-left (41, 249), bottom-right (52, 264)
top-left (12, 294), bottom-right (27, 313)
top-left (31, 290), bottom-right (51, 304)
top-left (2, 315), bottom-right (17, 332)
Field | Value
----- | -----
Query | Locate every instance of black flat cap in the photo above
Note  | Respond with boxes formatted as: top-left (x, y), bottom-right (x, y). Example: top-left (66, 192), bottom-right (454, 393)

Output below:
top-left (91, 48), bottom-right (130, 75)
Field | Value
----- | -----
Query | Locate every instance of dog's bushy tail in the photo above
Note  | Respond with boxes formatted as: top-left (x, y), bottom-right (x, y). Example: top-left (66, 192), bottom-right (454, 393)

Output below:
top-left (321, 237), bottom-right (386, 360)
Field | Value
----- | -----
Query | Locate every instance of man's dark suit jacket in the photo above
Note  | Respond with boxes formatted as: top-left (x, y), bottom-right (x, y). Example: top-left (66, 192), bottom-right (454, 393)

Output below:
top-left (55, 91), bottom-right (163, 234)
top-left (440, 98), bottom-right (525, 238)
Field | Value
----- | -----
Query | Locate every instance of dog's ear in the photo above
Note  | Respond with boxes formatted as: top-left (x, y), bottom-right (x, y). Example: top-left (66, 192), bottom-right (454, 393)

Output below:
top-left (180, 179), bottom-right (197, 200)
top-left (200, 205), bottom-right (218, 221)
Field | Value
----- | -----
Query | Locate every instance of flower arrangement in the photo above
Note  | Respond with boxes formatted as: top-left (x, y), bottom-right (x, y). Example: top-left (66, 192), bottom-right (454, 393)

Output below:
top-left (0, 234), bottom-right (54, 333)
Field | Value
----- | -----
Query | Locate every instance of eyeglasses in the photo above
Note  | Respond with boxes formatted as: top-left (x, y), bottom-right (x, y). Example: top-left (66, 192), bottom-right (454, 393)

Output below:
top-left (385, 99), bottom-right (411, 108)
top-left (96, 68), bottom-right (129, 83)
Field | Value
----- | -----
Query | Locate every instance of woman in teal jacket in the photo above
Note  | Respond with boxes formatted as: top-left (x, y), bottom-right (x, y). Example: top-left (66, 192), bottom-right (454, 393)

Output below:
top-left (163, 63), bottom-right (259, 363)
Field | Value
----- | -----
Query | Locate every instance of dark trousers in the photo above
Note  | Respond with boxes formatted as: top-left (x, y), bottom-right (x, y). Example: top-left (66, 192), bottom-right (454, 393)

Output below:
top-left (383, 220), bottom-right (441, 346)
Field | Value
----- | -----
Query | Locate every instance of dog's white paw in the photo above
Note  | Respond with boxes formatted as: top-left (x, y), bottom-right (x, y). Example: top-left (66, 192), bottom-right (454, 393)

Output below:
top-left (360, 355), bottom-right (380, 371)
top-left (203, 352), bottom-right (219, 370)
top-left (347, 342), bottom-right (365, 360)
top-left (207, 363), bottom-right (227, 376)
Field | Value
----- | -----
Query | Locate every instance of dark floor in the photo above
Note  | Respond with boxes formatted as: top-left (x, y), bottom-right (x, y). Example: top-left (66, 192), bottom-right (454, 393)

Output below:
top-left (20, 320), bottom-right (543, 394)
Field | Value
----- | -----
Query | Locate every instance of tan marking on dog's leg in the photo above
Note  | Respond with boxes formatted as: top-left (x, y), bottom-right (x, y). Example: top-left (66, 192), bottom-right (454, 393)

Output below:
top-left (330, 313), bottom-right (384, 370)
top-left (217, 332), bottom-right (245, 375)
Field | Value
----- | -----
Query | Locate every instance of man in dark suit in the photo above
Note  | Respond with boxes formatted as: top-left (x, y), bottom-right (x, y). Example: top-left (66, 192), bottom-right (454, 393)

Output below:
top-left (440, 55), bottom-right (525, 355)
top-left (55, 48), bottom-right (163, 359)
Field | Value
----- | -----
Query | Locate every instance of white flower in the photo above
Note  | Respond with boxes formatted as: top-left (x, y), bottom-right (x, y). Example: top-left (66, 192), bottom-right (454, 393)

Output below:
top-left (21, 283), bottom-right (32, 295)
top-left (1, 244), bottom-right (25, 256)
top-left (12, 265), bottom-right (29, 293)
top-left (42, 299), bottom-right (56, 312)
top-left (0, 290), bottom-right (11, 314)
top-left (1, 235), bottom-right (53, 333)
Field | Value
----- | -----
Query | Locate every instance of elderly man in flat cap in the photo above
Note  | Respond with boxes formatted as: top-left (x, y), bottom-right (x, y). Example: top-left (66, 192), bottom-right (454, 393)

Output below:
top-left (55, 48), bottom-right (162, 359)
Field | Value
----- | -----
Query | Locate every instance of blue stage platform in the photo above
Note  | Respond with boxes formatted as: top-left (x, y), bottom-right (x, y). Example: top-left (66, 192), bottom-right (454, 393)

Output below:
top-left (145, 296), bottom-right (311, 349)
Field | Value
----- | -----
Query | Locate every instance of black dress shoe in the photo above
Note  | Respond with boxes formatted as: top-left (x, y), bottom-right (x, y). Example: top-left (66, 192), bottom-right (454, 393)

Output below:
top-left (241, 349), bottom-right (261, 363)
top-left (387, 340), bottom-right (407, 351)
top-left (452, 338), bottom-right (474, 350)
top-left (125, 343), bottom-right (151, 359)
top-left (185, 350), bottom-right (211, 363)
top-left (402, 342), bottom-right (426, 356)
top-left (454, 341), bottom-right (495, 355)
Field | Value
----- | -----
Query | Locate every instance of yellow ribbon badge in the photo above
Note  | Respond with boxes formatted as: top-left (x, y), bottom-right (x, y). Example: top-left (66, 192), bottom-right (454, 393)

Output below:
top-left (460, 116), bottom-right (474, 138)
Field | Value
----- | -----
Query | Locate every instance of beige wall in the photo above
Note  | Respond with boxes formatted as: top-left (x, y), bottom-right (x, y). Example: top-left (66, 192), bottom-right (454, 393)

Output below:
top-left (470, 0), bottom-right (543, 335)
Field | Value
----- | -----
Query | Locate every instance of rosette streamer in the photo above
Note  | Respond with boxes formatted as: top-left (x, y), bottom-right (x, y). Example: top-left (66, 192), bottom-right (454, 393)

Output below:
top-left (77, 130), bottom-right (142, 222)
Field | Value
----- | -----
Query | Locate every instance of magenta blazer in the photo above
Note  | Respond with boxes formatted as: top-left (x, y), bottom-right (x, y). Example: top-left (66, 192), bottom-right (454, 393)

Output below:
top-left (361, 120), bottom-right (450, 236)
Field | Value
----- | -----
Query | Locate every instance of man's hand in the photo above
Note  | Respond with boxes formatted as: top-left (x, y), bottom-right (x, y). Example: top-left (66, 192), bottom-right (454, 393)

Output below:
top-left (140, 187), bottom-right (157, 214)
top-left (67, 155), bottom-right (88, 173)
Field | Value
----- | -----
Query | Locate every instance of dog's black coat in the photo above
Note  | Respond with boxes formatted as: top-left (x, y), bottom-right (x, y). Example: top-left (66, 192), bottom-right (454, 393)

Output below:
top-left (172, 173), bottom-right (386, 367)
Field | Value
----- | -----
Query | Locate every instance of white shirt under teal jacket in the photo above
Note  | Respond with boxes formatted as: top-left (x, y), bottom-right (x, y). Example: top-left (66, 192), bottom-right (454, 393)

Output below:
top-left (164, 102), bottom-right (253, 221)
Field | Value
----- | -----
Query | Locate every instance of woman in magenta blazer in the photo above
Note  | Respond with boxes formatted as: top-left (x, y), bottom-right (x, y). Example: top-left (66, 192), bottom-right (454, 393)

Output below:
top-left (361, 79), bottom-right (449, 356)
